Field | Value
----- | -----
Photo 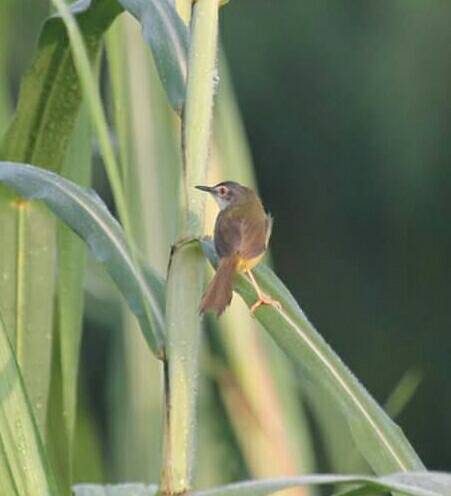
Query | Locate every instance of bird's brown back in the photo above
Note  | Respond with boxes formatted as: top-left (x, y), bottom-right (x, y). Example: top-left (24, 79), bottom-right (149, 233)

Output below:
top-left (214, 196), bottom-right (270, 261)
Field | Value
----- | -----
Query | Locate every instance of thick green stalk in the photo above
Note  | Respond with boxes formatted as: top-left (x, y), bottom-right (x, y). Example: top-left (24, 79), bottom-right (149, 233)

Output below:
top-left (182, 0), bottom-right (220, 235)
top-left (162, 0), bottom-right (221, 494)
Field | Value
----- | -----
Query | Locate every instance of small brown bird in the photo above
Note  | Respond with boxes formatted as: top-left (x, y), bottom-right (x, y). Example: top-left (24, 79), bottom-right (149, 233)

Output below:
top-left (196, 181), bottom-right (281, 316)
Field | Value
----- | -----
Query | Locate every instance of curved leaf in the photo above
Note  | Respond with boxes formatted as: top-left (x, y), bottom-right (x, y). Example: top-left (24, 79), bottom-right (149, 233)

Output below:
top-left (193, 473), bottom-right (451, 496)
top-left (118, 0), bottom-right (189, 113)
top-left (0, 162), bottom-right (165, 358)
top-left (201, 240), bottom-right (424, 474)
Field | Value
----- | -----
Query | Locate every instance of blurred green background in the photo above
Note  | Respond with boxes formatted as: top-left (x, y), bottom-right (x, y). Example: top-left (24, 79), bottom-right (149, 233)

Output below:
top-left (221, 1), bottom-right (451, 469)
top-left (2, 0), bottom-right (451, 474)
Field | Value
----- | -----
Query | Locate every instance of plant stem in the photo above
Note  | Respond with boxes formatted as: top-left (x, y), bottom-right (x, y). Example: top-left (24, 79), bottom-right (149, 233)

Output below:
top-left (162, 0), bottom-right (221, 494)
top-left (182, 0), bottom-right (220, 235)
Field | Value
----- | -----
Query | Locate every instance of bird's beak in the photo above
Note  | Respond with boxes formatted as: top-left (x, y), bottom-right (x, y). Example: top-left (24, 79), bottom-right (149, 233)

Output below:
top-left (195, 185), bottom-right (214, 193)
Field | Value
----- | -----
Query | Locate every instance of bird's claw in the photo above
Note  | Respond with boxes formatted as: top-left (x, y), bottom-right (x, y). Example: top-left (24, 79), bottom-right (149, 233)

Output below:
top-left (250, 293), bottom-right (282, 316)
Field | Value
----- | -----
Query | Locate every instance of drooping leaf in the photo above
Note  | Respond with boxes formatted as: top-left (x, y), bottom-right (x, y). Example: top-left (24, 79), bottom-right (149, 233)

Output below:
top-left (193, 472), bottom-right (451, 496)
top-left (117, 0), bottom-right (189, 113)
top-left (201, 240), bottom-right (424, 474)
top-left (0, 162), bottom-right (165, 358)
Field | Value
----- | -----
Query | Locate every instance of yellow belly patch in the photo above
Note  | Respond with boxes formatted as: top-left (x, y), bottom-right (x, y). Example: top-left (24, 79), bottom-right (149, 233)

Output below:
top-left (236, 253), bottom-right (265, 272)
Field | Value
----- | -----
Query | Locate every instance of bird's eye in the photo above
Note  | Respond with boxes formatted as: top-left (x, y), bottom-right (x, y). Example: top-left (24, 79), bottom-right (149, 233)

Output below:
top-left (218, 186), bottom-right (227, 196)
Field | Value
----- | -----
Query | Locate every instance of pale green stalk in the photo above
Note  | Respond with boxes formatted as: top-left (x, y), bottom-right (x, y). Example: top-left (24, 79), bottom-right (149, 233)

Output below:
top-left (49, 0), bottom-right (131, 238)
top-left (162, 0), bottom-right (221, 494)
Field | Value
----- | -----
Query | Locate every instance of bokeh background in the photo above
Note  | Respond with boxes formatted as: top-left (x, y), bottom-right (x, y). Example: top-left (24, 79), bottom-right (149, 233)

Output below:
top-left (2, 0), bottom-right (451, 477)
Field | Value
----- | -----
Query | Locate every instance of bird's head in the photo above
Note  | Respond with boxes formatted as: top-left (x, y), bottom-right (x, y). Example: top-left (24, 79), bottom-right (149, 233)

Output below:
top-left (195, 181), bottom-right (252, 210)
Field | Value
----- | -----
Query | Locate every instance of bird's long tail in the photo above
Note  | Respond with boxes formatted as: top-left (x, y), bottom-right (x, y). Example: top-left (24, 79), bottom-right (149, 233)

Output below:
top-left (200, 255), bottom-right (239, 316)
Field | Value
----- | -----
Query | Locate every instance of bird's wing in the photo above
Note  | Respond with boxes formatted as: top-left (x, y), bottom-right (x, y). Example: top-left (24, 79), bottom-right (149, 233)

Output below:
top-left (214, 210), bottom-right (243, 258)
top-left (239, 216), bottom-right (268, 259)
top-left (215, 208), bottom-right (268, 260)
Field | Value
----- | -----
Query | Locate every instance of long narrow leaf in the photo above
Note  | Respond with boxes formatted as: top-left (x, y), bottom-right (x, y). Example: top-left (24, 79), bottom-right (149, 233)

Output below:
top-left (0, 162), bottom-right (165, 358)
top-left (193, 473), bottom-right (451, 496)
top-left (117, 0), bottom-right (189, 113)
top-left (0, 0), bottom-right (121, 439)
top-left (0, 312), bottom-right (57, 495)
top-left (72, 473), bottom-right (451, 496)
top-left (46, 105), bottom-right (93, 489)
top-left (201, 240), bottom-right (424, 474)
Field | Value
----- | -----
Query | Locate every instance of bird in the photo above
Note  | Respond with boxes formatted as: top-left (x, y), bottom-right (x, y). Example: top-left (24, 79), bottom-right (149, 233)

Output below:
top-left (196, 181), bottom-right (281, 316)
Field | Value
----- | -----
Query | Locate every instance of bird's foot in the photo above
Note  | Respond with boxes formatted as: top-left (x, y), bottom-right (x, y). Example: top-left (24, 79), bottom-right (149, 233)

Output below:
top-left (250, 293), bottom-right (282, 316)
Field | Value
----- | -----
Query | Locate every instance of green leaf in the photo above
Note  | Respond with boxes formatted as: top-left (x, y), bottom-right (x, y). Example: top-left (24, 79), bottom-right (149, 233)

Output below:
top-left (0, 0), bottom-right (122, 440)
top-left (0, 311), bottom-right (58, 496)
top-left (193, 473), bottom-right (451, 496)
top-left (0, 161), bottom-right (165, 358)
top-left (1, 0), bottom-right (121, 168)
top-left (0, 194), bottom-right (57, 434)
top-left (0, 0), bottom-right (12, 136)
top-left (73, 484), bottom-right (159, 495)
top-left (117, 0), bottom-right (189, 113)
top-left (47, 104), bottom-right (93, 489)
top-left (201, 240), bottom-right (424, 474)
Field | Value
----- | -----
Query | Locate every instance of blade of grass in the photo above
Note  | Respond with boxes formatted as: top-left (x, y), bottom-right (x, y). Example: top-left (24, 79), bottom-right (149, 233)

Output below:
top-left (49, 0), bottom-right (131, 237)
top-left (116, 0), bottom-right (189, 114)
top-left (384, 369), bottom-right (422, 420)
top-left (0, 0), bottom-right (121, 438)
top-left (46, 104), bottom-right (93, 490)
top-left (201, 241), bottom-right (424, 474)
top-left (0, 161), bottom-right (165, 357)
top-left (0, 310), bottom-right (58, 495)
top-left (162, 0), bottom-right (220, 493)
top-left (193, 473), bottom-right (451, 496)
